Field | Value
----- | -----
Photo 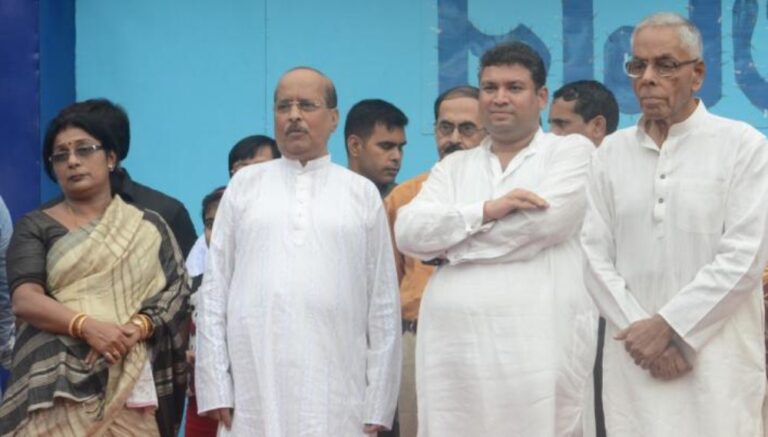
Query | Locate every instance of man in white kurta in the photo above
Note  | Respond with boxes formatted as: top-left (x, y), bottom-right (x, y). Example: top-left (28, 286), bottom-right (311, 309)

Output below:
top-left (195, 67), bottom-right (401, 436)
top-left (581, 13), bottom-right (768, 437)
top-left (395, 42), bottom-right (597, 436)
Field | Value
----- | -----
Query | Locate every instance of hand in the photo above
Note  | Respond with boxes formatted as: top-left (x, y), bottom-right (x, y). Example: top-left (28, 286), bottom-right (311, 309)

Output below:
top-left (482, 188), bottom-right (548, 223)
top-left (363, 424), bottom-right (386, 434)
top-left (80, 318), bottom-right (132, 366)
top-left (649, 344), bottom-right (692, 380)
top-left (615, 314), bottom-right (673, 369)
top-left (120, 323), bottom-right (143, 349)
top-left (205, 408), bottom-right (233, 429)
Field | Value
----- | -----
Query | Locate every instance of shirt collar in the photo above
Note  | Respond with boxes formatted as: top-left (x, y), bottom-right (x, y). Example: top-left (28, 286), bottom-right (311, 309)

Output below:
top-left (635, 99), bottom-right (707, 150)
top-left (481, 127), bottom-right (544, 158)
top-left (281, 153), bottom-right (332, 173)
top-left (481, 128), bottom-right (543, 178)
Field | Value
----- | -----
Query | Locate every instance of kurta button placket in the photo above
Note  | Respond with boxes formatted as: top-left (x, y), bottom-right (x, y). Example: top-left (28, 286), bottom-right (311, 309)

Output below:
top-left (294, 172), bottom-right (311, 245)
top-left (652, 150), bottom-right (669, 239)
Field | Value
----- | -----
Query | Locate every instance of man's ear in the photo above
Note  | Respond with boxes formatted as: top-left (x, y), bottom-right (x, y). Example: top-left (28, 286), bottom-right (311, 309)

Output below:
top-left (589, 115), bottom-right (607, 139)
top-left (347, 135), bottom-right (362, 158)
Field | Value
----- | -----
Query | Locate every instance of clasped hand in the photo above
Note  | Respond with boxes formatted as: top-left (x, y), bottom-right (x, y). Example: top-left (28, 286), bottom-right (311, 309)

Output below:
top-left (616, 315), bottom-right (692, 380)
top-left (82, 318), bottom-right (143, 366)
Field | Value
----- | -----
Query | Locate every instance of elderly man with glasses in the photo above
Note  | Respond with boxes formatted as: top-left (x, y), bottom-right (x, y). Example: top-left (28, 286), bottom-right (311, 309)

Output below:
top-left (581, 12), bottom-right (768, 437)
top-left (194, 66), bottom-right (401, 436)
top-left (382, 85), bottom-right (485, 437)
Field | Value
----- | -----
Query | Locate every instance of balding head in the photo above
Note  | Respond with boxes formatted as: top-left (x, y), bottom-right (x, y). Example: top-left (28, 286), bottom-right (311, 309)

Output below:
top-left (273, 67), bottom-right (340, 164)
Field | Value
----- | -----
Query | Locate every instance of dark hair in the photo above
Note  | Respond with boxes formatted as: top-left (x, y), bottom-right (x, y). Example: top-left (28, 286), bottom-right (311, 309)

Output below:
top-left (433, 85), bottom-right (479, 121)
top-left (479, 42), bottom-right (547, 89)
top-left (57, 98), bottom-right (130, 161)
top-left (42, 102), bottom-right (121, 181)
top-left (228, 135), bottom-right (281, 172)
top-left (553, 80), bottom-right (620, 135)
top-left (276, 66), bottom-right (338, 109)
top-left (202, 186), bottom-right (226, 222)
top-left (343, 99), bottom-right (408, 156)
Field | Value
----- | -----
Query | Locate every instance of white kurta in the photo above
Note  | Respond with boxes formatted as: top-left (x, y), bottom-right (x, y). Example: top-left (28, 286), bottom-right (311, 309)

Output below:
top-left (395, 131), bottom-right (597, 436)
top-left (581, 102), bottom-right (768, 437)
top-left (196, 155), bottom-right (401, 436)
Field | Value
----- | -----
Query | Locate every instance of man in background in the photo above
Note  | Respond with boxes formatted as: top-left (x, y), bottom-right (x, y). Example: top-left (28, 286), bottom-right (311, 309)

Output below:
top-left (548, 79), bottom-right (619, 437)
top-left (548, 80), bottom-right (619, 147)
top-left (228, 135), bottom-right (281, 176)
top-left (345, 99), bottom-right (408, 197)
top-left (186, 135), bottom-right (280, 277)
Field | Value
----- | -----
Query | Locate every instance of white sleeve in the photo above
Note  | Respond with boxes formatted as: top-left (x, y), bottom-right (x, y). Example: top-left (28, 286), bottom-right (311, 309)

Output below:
top-left (394, 159), bottom-right (488, 261)
top-left (363, 200), bottom-right (402, 428)
top-left (445, 136), bottom-right (593, 264)
top-left (581, 150), bottom-right (651, 329)
top-left (658, 130), bottom-right (768, 351)
top-left (195, 185), bottom-right (237, 413)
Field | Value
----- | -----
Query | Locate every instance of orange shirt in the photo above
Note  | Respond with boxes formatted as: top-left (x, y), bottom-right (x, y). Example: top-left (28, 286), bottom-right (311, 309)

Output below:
top-left (384, 172), bottom-right (434, 322)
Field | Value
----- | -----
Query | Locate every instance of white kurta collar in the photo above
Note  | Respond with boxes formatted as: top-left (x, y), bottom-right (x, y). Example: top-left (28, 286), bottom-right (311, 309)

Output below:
top-left (281, 153), bottom-right (332, 173)
top-left (635, 99), bottom-right (708, 151)
top-left (667, 99), bottom-right (707, 138)
top-left (482, 128), bottom-right (544, 179)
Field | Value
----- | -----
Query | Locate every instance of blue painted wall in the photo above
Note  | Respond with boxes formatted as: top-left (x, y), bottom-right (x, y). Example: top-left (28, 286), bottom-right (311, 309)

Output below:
top-left (71, 0), bottom-right (766, 230)
top-left (0, 0), bottom-right (74, 221)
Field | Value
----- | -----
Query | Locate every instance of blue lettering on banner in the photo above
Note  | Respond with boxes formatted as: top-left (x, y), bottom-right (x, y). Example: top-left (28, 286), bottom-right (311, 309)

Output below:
top-left (438, 0), bottom-right (766, 114)
top-left (733, 0), bottom-right (768, 112)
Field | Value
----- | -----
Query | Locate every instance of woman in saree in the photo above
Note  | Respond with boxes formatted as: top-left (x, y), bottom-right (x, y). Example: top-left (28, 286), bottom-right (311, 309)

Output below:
top-left (0, 103), bottom-right (190, 436)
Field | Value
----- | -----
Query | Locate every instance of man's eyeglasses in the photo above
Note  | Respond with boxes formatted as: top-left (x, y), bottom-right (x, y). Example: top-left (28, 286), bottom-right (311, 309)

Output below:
top-left (275, 99), bottom-right (326, 114)
top-left (624, 57), bottom-right (699, 78)
top-left (49, 144), bottom-right (104, 165)
top-left (436, 121), bottom-right (482, 138)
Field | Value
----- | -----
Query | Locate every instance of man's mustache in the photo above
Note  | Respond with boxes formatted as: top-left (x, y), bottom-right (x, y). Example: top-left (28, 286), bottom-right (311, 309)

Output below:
top-left (444, 144), bottom-right (463, 155)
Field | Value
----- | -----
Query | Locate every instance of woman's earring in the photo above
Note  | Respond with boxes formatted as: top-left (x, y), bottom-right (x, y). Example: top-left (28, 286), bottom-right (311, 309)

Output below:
top-left (108, 165), bottom-right (114, 171)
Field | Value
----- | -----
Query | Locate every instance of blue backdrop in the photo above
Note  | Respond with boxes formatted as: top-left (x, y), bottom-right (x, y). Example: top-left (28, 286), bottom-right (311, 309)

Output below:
top-left (2, 0), bottom-right (767, 231)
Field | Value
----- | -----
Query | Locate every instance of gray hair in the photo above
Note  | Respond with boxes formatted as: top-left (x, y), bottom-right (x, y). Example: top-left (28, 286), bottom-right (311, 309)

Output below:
top-left (631, 12), bottom-right (703, 59)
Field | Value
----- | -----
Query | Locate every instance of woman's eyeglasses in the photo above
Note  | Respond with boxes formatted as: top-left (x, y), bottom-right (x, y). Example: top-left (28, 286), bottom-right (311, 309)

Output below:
top-left (49, 144), bottom-right (104, 164)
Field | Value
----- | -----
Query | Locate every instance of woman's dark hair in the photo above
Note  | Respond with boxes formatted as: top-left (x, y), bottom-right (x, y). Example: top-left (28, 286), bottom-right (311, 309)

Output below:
top-left (42, 101), bottom-right (121, 181)
top-left (202, 186), bottom-right (227, 222)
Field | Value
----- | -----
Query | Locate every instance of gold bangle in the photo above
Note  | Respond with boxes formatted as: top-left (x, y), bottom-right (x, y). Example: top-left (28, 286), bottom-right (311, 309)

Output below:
top-left (68, 313), bottom-right (85, 338)
top-left (129, 314), bottom-right (154, 339)
top-left (139, 314), bottom-right (155, 338)
top-left (74, 315), bottom-right (88, 339)
top-left (129, 317), bottom-right (147, 338)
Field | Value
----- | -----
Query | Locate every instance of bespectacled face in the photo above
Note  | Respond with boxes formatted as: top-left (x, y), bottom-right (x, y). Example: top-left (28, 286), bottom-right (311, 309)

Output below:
top-left (50, 127), bottom-right (116, 199)
top-left (631, 26), bottom-right (704, 124)
top-left (434, 96), bottom-right (485, 159)
top-left (274, 69), bottom-right (339, 162)
top-left (479, 64), bottom-right (547, 143)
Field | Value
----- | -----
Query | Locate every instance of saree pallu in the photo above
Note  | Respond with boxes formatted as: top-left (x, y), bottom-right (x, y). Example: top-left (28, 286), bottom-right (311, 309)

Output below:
top-left (0, 196), bottom-right (190, 436)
